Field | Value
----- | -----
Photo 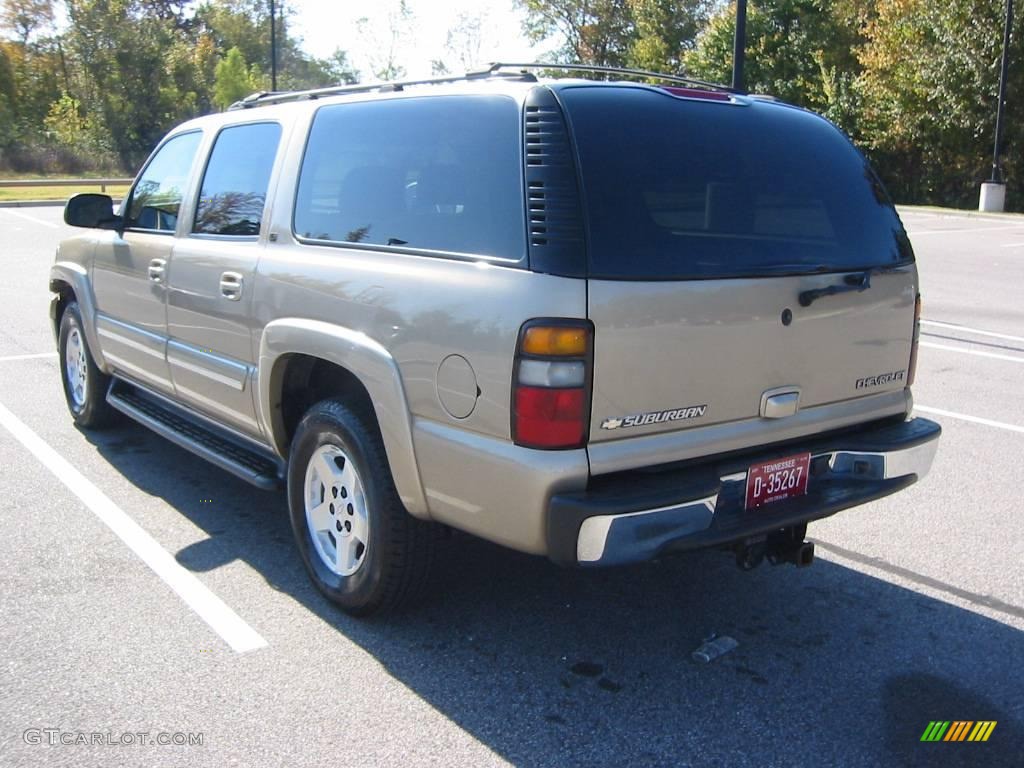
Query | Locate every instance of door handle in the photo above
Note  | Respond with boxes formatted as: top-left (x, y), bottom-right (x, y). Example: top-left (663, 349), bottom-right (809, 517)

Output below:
top-left (219, 271), bottom-right (244, 301)
top-left (148, 258), bottom-right (166, 283)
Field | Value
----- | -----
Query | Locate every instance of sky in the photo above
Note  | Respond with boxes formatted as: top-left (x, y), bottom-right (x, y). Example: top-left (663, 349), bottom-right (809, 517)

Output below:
top-left (285, 0), bottom-right (546, 79)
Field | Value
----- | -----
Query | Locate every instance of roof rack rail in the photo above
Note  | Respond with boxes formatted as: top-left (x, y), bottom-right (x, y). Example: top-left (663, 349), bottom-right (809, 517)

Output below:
top-left (227, 66), bottom-right (536, 111)
top-left (485, 62), bottom-right (738, 94)
top-left (226, 61), bottom-right (737, 111)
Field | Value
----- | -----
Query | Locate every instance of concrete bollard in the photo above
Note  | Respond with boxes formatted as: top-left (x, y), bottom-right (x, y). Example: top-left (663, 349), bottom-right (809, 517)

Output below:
top-left (980, 181), bottom-right (1007, 212)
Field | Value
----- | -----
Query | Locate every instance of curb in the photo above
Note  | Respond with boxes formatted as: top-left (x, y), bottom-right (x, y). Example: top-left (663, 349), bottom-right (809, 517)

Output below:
top-left (0, 200), bottom-right (68, 208)
top-left (0, 198), bottom-right (124, 209)
top-left (897, 204), bottom-right (1024, 221)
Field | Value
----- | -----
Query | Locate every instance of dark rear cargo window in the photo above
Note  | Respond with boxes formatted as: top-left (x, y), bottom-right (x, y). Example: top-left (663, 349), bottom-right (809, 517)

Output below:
top-left (558, 86), bottom-right (913, 280)
top-left (294, 95), bottom-right (524, 261)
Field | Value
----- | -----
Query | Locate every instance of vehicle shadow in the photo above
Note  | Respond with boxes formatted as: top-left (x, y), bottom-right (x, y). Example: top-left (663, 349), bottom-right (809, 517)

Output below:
top-left (85, 422), bottom-right (1023, 767)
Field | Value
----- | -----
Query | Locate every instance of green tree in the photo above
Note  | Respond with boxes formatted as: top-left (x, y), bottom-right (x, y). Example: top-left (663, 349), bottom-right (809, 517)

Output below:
top-left (0, 0), bottom-right (353, 175)
top-left (0, 15), bottom-right (61, 160)
top-left (517, 0), bottom-right (635, 66)
top-left (320, 48), bottom-right (358, 85)
top-left (517, 0), bottom-right (713, 73)
top-left (62, 0), bottom-right (184, 168)
top-left (197, 0), bottom-right (351, 90)
top-left (685, 0), bottom-right (865, 128)
top-left (42, 90), bottom-right (111, 158)
top-left (195, 0), bottom-right (271, 72)
top-left (855, 0), bottom-right (1024, 207)
top-left (627, 0), bottom-right (711, 72)
top-left (0, 43), bottom-right (16, 157)
top-left (213, 45), bottom-right (257, 108)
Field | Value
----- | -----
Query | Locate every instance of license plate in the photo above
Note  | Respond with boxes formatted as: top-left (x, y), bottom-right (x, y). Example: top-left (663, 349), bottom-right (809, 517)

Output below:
top-left (745, 452), bottom-right (811, 510)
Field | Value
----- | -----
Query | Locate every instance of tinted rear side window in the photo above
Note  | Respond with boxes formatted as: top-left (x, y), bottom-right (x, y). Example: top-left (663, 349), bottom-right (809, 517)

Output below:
top-left (294, 95), bottom-right (524, 261)
top-left (194, 122), bottom-right (281, 235)
top-left (558, 86), bottom-right (913, 280)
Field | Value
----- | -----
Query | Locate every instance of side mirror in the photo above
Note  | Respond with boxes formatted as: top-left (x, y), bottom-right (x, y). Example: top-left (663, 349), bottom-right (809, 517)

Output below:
top-left (64, 193), bottom-right (123, 230)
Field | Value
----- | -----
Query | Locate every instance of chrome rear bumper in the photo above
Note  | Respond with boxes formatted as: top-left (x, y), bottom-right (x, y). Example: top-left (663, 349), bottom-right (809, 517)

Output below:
top-left (548, 416), bottom-right (941, 567)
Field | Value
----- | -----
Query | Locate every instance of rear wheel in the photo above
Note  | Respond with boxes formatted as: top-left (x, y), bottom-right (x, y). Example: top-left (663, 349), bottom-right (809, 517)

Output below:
top-left (58, 301), bottom-right (116, 428)
top-left (287, 398), bottom-right (436, 616)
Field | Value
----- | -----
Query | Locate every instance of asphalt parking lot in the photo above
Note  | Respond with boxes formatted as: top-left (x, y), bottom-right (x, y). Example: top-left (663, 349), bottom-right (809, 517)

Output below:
top-left (0, 205), bottom-right (1021, 767)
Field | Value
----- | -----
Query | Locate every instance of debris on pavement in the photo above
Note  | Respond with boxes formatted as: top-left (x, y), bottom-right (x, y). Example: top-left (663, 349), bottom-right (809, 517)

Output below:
top-left (691, 634), bottom-right (739, 663)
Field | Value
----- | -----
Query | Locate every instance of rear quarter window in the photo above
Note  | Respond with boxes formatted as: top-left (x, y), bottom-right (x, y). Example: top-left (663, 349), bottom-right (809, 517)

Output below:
top-left (558, 86), bottom-right (913, 280)
top-left (294, 95), bottom-right (525, 262)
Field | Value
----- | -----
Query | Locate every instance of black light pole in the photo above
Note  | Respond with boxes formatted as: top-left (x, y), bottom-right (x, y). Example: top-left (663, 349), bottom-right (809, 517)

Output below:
top-left (990, 0), bottom-right (1014, 182)
top-left (732, 0), bottom-right (748, 91)
top-left (270, 0), bottom-right (278, 91)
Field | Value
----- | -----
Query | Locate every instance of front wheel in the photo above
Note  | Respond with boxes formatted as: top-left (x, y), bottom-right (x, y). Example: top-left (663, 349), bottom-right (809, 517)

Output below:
top-left (58, 301), bottom-right (116, 428)
top-left (287, 398), bottom-right (436, 616)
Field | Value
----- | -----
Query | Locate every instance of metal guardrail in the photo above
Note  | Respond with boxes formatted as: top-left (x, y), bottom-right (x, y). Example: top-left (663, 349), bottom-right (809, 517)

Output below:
top-left (0, 178), bottom-right (132, 192)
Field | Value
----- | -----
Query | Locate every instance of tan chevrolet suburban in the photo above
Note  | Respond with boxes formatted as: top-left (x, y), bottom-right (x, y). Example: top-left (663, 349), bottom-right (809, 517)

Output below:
top-left (49, 63), bottom-right (940, 615)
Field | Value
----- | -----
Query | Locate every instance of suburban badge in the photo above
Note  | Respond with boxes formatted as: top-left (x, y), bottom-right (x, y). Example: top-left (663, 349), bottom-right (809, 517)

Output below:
top-left (601, 405), bottom-right (708, 430)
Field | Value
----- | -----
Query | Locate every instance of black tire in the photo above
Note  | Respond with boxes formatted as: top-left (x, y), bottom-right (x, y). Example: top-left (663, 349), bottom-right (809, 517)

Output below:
top-left (58, 301), bottom-right (117, 429)
top-left (287, 398), bottom-right (436, 616)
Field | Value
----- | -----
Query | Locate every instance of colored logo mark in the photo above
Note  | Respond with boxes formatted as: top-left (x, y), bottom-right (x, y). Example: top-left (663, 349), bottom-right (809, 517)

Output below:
top-left (920, 721), bottom-right (997, 742)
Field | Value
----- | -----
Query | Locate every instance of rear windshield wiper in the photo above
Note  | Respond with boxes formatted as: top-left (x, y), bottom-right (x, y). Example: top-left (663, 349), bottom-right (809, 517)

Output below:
top-left (798, 264), bottom-right (909, 306)
top-left (798, 270), bottom-right (874, 307)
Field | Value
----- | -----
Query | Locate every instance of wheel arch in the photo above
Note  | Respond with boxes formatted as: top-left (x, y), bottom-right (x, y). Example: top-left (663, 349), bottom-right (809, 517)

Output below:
top-left (258, 319), bottom-right (429, 518)
top-left (49, 262), bottom-right (108, 370)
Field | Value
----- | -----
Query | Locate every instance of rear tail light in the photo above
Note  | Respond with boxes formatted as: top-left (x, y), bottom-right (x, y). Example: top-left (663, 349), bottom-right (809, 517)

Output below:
top-left (521, 326), bottom-right (588, 357)
top-left (512, 320), bottom-right (592, 449)
top-left (908, 294), bottom-right (922, 386)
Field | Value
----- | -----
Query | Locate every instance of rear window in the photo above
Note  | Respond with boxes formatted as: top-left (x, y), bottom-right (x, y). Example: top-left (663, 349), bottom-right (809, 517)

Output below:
top-left (558, 86), bottom-right (913, 280)
top-left (294, 95), bottom-right (524, 261)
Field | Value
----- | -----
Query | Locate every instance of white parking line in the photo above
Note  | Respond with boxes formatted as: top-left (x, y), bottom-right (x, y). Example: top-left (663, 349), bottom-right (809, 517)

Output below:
top-left (0, 352), bottom-right (58, 362)
top-left (0, 208), bottom-right (60, 229)
top-left (0, 400), bottom-right (268, 653)
top-left (920, 342), bottom-right (1024, 364)
top-left (915, 405), bottom-right (1024, 435)
top-left (921, 320), bottom-right (1024, 344)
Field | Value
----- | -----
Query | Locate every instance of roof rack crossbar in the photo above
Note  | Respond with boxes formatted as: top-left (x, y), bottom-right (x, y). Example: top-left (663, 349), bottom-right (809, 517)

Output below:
top-left (227, 66), bottom-right (534, 110)
top-left (484, 62), bottom-right (738, 94)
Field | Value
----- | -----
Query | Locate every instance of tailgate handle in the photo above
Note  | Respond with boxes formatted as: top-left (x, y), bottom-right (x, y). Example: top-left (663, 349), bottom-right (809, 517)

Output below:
top-left (761, 389), bottom-right (801, 419)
